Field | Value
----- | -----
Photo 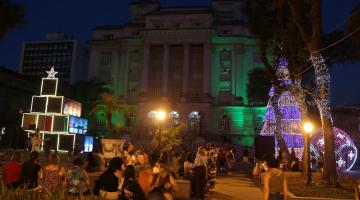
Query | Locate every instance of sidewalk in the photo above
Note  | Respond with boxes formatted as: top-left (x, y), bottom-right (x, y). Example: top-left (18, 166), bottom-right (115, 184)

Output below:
top-left (205, 172), bottom-right (263, 200)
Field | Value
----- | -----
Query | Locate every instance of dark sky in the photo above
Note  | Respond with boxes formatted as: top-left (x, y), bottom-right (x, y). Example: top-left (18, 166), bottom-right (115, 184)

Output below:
top-left (0, 0), bottom-right (359, 106)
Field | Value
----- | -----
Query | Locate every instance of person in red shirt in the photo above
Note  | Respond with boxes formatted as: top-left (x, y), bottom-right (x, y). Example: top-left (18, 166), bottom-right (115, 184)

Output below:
top-left (3, 151), bottom-right (22, 188)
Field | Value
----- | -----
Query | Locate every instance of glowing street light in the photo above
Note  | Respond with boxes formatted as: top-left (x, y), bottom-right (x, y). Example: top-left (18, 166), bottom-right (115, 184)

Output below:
top-left (303, 122), bottom-right (314, 134)
top-left (303, 121), bottom-right (314, 185)
top-left (156, 111), bottom-right (166, 121)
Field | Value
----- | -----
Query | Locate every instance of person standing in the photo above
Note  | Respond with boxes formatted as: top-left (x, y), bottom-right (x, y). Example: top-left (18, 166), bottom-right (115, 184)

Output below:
top-left (31, 129), bottom-right (42, 152)
top-left (21, 151), bottom-right (41, 189)
top-left (226, 148), bottom-right (235, 176)
top-left (193, 147), bottom-right (208, 198)
top-left (207, 148), bottom-right (217, 193)
top-left (218, 145), bottom-right (227, 172)
top-left (262, 154), bottom-right (288, 200)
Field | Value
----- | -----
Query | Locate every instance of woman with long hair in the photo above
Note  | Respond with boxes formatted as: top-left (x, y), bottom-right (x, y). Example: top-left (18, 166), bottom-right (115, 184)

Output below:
top-left (193, 146), bottom-right (207, 198)
top-left (119, 165), bottom-right (136, 200)
top-left (3, 151), bottom-right (22, 188)
top-left (123, 180), bottom-right (146, 200)
top-left (21, 151), bottom-right (41, 189)
top-left (147, 161), bottom-right (179, 200)
top-left (98, 157), bottom-right (123, 199)
top-left (262, 154), bottom-right (288, 200)
top-left (38, 153), bottom-right (66, 192)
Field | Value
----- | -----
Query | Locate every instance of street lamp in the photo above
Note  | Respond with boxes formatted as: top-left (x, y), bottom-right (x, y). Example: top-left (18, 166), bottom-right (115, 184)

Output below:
top-left (155, 111), bottom-right (166, 155)
top-left (303, 121), bottom-right (314, 185)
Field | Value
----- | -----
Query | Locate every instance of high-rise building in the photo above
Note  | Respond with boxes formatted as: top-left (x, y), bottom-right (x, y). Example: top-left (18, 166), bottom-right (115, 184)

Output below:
top-left (19, 33), bottom-right (89, 84)
top-left (88, 0), bottom-right (266, 147)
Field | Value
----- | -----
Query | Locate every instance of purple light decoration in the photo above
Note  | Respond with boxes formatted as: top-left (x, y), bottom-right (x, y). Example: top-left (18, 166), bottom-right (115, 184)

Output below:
top-left (310, 127), bottom-right (357, 172)
top-left (260, 57), bottom-right (304, 158)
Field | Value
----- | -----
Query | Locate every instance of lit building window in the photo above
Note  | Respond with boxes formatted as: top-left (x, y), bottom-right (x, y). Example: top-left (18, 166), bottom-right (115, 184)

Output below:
top-left (189, 111), bottom-right (201, 131)
top-left (127, 114), bottom-right (136, 127)
top-left (169, 111), bottom-right (180, 127)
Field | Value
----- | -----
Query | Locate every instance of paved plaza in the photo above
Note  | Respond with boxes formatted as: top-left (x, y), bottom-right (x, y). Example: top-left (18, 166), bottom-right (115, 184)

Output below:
top-left (204, 173), bottom-right (263, 200)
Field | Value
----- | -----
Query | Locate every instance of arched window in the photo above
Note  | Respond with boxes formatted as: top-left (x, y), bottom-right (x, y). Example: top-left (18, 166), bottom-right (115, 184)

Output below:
top-left (189, 111), bottom-right (201, 131)
top-left (169, 111), bottom-right (180, 127)
top-left (147, 110), bottom-right (157, 127)
top-left (219, 114), bottom-right (230, 131)
top-left (127, 113), bottom-right (136, 128)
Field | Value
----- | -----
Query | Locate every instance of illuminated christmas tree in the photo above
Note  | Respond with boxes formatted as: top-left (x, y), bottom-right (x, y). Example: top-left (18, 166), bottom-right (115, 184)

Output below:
top-left (260, 57), bottom-right (304, 157)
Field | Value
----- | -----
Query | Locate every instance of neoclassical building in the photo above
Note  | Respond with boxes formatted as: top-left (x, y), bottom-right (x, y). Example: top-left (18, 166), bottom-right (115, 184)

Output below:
top-left (88, 0), bottom-right (265, 146)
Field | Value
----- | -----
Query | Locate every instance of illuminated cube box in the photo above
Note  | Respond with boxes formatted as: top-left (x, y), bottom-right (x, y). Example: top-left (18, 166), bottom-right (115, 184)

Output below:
top-left (47, 97), bottom-right (63, 113)
top-left (52, 115), bottom-right (68, 132)
top-left (37, 115), bottom-right (53, 131)
top-left (22, 113), bottom-right (37, 130)
top-left (59, 134), bottom-right (75, 151)
top-left (41, 78), bottom-right (58, 96)
top-left (31, 97), bottom-right (47, 112)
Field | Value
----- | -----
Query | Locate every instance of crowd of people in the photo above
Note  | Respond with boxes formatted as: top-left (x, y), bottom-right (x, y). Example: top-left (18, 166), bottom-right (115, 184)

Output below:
top-left (0, 140), bottom-right (256, 199)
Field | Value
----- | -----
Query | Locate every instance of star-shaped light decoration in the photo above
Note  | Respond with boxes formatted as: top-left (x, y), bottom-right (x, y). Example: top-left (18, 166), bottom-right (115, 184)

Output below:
top-left (348, 151), bottom-right (355, 161)
top-left (46, 67), bottom-right (58, 78)
top-left (336, 157), bottom-right (346, 167)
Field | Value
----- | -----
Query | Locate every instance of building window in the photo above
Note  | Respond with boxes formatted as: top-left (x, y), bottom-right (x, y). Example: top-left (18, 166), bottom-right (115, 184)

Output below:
top-left (189, 111), bottom-right (201, 131)
top-left (100, 52), bottom-right (112, 66)
top-left (169, 111), bottom-right (180, 127)
top-left (219, 115), bottom-right (230, 131)
top-left (104, 34), bottom-right (114, 40)
top-left (127, 115), bottom-right (136, 127)
top-left (220, 49), bottom-right (232, 68)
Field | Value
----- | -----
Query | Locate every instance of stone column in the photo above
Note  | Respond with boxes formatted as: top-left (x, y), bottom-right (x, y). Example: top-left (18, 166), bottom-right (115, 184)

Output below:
top-left (140, 44), bottom-right (150, 95)
top-left (203, 43), bottom-right (211, 98)
top-left (182, 44), bottom-right (190, 96)
top-left (162, 44), bottom-right (169, 96)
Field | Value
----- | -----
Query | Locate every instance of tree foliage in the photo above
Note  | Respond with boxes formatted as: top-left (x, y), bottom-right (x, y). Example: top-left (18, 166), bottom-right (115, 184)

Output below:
top-left (90, 92), bottom-right (129, 134)
top-left (151, 124), bottom-right (183, 153)
top-left (0, 0), bottom-right (25, 40)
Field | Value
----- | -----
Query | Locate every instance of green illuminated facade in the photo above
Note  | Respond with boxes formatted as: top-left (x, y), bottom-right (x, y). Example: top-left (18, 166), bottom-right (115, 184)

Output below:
top-left (88, 0), bottom-right (267, 146)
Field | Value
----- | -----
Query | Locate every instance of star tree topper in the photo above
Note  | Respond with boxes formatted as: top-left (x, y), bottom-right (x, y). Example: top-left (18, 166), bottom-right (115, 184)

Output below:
top-left (46, 67), bottom-right (58, 78)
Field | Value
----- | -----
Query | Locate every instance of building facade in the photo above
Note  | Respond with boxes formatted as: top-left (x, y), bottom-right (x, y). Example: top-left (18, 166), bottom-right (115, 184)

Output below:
top-left (88, 0), bottom-right (266, 146)
top-left (19, 33), bottom-right (89, 84)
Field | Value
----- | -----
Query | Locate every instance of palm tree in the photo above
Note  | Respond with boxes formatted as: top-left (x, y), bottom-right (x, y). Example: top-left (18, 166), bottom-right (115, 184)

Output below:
top-left (90, 92), bottom-right (129, 137)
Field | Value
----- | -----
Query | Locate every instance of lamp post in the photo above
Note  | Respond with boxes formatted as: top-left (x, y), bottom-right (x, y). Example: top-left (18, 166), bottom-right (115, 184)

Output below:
top-left (303, 122), bottom-right (314, 185)
top-left (155, 111), bottom-right (166, 153)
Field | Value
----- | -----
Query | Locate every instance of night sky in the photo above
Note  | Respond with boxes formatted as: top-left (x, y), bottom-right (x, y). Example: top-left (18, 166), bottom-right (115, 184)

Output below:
top-left (0, 0), bottom-right (359, 106)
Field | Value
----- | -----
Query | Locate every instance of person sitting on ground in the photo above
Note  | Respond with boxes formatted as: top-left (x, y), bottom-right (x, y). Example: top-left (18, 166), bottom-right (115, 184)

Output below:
top-left (3, 151), bottom-right (22, 188)
top-left (66, 157), bottom-right (90, 195)
top-left (98, 157), bottom-right (123, 200)
top-left (262, 154), bottom-right (288, 200)
top-left (119, 165), bottom-right (136, 200)
top-left (147, 160), bottom-right (179, 200)
top-left (123, 180), bottom-right (147, 200)
top-left (21, 151), bottom-right (41, 189)
top-left (38, 153), bottom-right (66, 192)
